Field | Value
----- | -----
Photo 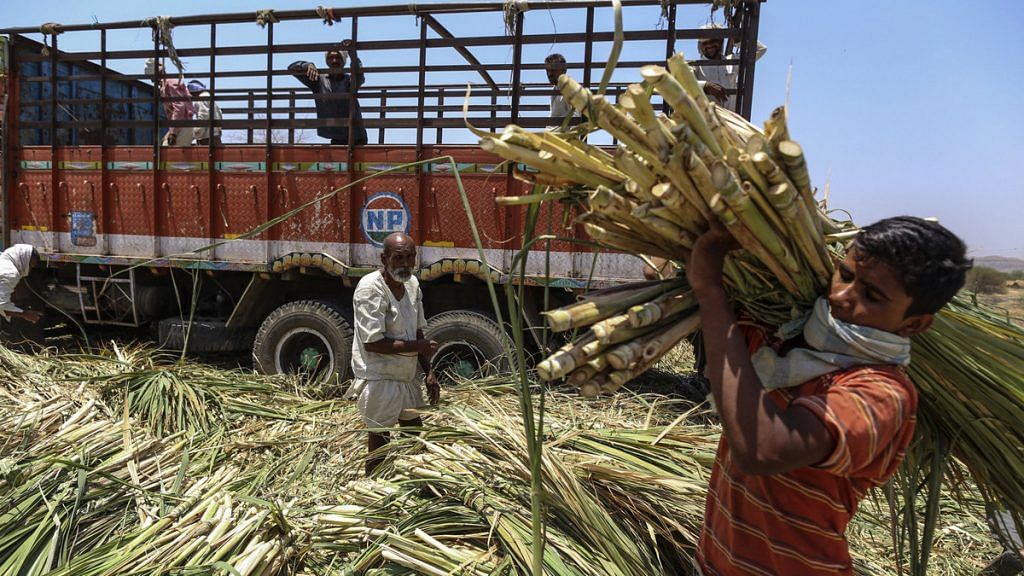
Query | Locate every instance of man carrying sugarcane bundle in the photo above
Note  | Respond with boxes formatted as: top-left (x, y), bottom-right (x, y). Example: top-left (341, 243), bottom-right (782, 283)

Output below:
top-left (347, 232), bottom-right (440, 476)
top-left (687, 216), bottom-right (971, 575)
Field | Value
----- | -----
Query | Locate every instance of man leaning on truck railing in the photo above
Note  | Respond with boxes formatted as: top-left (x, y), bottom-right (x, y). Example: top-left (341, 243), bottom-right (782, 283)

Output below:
top-left (288, 40), bottom-right (368, 146)
top-left (145, 58), bottom-right (195, 147)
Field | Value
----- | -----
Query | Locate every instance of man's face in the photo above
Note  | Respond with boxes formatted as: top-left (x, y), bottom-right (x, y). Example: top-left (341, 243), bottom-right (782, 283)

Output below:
top-left (828, 247), bottom-right (930, 336)
top-left (325, 51), bottom-right (345, 70)
top-left (546, 65), bottom-right (566, 85)
top-left (382, 243), bottom-right (416, 283)
top-left (698, 38), bottom-right (723, 59)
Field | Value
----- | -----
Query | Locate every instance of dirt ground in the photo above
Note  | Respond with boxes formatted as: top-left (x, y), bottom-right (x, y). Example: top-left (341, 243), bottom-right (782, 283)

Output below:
top-left (974, 283), bottom-right (1024, 325)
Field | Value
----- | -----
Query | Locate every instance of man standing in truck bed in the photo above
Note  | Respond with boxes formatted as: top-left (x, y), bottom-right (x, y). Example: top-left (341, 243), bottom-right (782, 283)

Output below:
top-left (289, 39), bottom-right (368, 146)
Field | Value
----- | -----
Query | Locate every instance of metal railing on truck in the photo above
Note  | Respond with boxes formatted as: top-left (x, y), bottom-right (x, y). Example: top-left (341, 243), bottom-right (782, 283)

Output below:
top-left (0, 0), bottom-right (764, 152)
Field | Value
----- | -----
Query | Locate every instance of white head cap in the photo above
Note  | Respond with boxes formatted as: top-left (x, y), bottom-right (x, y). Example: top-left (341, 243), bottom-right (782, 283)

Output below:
top-left (143, 58), bottom-right (163, 76)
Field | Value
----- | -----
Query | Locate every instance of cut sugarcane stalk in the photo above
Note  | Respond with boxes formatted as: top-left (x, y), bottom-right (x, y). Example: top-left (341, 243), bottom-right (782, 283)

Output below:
top-left (708, 195), bottom-right (803, 297)
top-left (619, 83), bottom-right (676, 160)
top-left (559, 75), bottom-right (661, 164)
top-left (764, 105), bottom-right (790, 155)
top-left (479, 138), bottom-right (616, 189)
top-left (543, 278), bottom-right (682, 333)
top-left (776, 140), bottom-right (820, 233)
top-left (615, 149), bottom-right (659, 192)
top-left (584, 222), bottom-right (681, 261)
top-left (640, 65), bottom-right (722, 156)
top-left (667, 52), bottom-right (709, 108)
top-left (766, 183), bottom-right (831, 286)
top-left (647, 183), bottom-right (706, 234)
top-left (628, 289), bottom-right (696, 328)
top-left (712, 162), bottom-right (805, 278)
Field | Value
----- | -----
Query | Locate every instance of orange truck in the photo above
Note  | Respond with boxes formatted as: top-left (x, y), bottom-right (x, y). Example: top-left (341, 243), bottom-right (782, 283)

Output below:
top-left (0, 1), bottom-right (763, 383)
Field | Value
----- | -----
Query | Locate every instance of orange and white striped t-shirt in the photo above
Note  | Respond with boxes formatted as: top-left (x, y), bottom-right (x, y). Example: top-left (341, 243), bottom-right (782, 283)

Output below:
top-left (696, 335), bottom-right (918, 575)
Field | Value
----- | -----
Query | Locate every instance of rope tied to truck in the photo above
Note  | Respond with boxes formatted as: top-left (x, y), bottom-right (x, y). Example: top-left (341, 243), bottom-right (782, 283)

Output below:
top-left (502, 0), bottom-right (530, 35)
top-left (39, 22), bottom-right (62, 56)
top-left (407, 2), bottom-right (421, 26)
top-left (316, 6), bottom-right (341, 26)
top-left (256, 10), bottom-right (279, 29)
top-left (143, 16), bottom-right (186, 80)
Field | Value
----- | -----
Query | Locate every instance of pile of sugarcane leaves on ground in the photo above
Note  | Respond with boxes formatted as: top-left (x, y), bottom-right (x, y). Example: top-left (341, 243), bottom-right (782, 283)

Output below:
top-left (473, 48), bottom-right (1024, 572)
top-left (0, 341), bottom-right (1007, 575)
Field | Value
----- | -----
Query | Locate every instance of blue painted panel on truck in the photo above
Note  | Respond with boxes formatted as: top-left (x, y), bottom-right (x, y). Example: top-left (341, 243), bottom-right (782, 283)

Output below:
top-left (18, 58), bottom-right (156, 146)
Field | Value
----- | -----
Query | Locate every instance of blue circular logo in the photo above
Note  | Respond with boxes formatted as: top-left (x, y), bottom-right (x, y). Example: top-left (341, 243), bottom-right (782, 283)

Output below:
top-left (361, 192), bottom-right (411, 247)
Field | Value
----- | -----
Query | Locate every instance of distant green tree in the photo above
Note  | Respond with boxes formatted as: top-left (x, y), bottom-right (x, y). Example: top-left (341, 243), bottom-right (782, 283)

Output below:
top-left (966, 266), bottom-right (1009, 294)
top-left (1007, 269), bottom-right (1024, 281)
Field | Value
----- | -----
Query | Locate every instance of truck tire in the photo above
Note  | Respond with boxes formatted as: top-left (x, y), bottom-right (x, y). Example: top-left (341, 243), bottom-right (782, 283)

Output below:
top-left (252, 300), bottom-right (353, 386)
top-left (157, 317), bottom-right (256, 353)
top-left (424, 310), bottom-right (511, 383)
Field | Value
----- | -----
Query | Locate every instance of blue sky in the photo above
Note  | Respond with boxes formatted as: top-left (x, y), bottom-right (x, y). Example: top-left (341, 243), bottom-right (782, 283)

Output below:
top-left (3, 1), bottom-right (1022, 258)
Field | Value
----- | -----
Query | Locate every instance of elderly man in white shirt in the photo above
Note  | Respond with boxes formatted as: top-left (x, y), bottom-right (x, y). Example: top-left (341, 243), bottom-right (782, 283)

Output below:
top-left (348, 232), bottom-right (439, 476)
top-left (0, 244), bottom-right (42, 324)
top-left (695, 23), bottom-right (767, 111)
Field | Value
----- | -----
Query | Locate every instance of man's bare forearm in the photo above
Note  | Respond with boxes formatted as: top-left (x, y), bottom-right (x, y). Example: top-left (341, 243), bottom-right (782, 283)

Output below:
top-left (363, 338), bottom-right (425, 356)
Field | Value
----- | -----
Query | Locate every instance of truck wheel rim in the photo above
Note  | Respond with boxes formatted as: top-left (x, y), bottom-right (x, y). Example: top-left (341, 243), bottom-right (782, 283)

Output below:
top-left (274, 327), bottom-right (335, 385)
top-left (433, 339), bottom-right (489, 382)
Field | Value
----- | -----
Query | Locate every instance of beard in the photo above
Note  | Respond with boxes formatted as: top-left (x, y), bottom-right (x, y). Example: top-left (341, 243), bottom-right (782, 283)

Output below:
top-left (387, 266), bottom-right (413, 283)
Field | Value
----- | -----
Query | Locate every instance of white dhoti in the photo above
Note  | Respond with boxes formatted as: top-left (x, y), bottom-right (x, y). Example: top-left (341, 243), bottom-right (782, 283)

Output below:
top-left (347, 377), bottom-right (426, 428)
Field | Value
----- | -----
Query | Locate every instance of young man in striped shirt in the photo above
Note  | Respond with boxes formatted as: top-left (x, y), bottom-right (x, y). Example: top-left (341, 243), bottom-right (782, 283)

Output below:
top-left (687, 216), bottom-right (971, 575)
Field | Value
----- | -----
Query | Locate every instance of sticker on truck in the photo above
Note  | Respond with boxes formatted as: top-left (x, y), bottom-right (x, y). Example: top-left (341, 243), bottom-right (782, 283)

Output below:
top-left (361, 192), bottom-right (411, 247)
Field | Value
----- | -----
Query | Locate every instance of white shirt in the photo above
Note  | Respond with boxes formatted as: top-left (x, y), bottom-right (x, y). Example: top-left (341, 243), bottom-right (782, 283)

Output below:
top-left (191, 91), bottom-right (223, 141)
top-left (351, 270), bottom-right (427, 382)
top-left (548, 92), bottom-right (577, 132)
top-left (696, 41), bottom-right (767, 110)
top-left (0, 245), bottom-right (33, 319)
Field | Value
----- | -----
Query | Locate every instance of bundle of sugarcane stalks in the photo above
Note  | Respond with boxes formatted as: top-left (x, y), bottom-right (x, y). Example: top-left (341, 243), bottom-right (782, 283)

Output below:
top-left (475, 52), bottom-right (1024, 563)
top-left (480, 52), bottom-right (848, 395)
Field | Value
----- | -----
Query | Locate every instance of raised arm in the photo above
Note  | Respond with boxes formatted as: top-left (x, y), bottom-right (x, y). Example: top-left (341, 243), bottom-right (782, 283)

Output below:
top-left (288, 60), bottom-right (320, 91)
top-left (687, 218), bottom-right (834, 476)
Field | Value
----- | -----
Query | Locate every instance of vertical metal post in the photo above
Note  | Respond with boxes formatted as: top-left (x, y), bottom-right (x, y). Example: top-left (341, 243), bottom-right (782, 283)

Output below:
top-left (151, 30), bottom-right (161, 243)
top-left (415, 16), bottom-right (428, 243)
top-left (208, 23), bottom-right (217, 149)
top-left (246, 91), bottom-right (255, 144)
top-left (509, 12), bottom-right (524, 124)
top-left (265, 21), bottom-right (274, 146)
top-left (347, 15), bottom-right (359, 160)
top-left (49, 35), bottom-right (58, 146)
top-left (489, 92), bottom-right (497, 133)
top-left (378, 89), bottom-right (387, 144)
top-left (415, 17), bottom-right (427, 155)
top-left (100, 29), bottom-right (109, 252)
top-left (435, 87), bottom-right (444, 144)
top-left (288, 90), bottom-right (296, 144)
top-left (508, 10), bottom-right (525, 251)
top-left (264, 21), bottom-right (275, 250)
top-left (663, 3), bottom-right (677, 113)
top-left (49, 33), bottom-right (60, 252)
top-left (583, 6), bottom-right (594, 89)
top-left (737, 1), bottom-right (761, 120)
top-left (208, 23), bottom-right (217, 245)
top-left (99, 30), bottom-right (108, 144)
